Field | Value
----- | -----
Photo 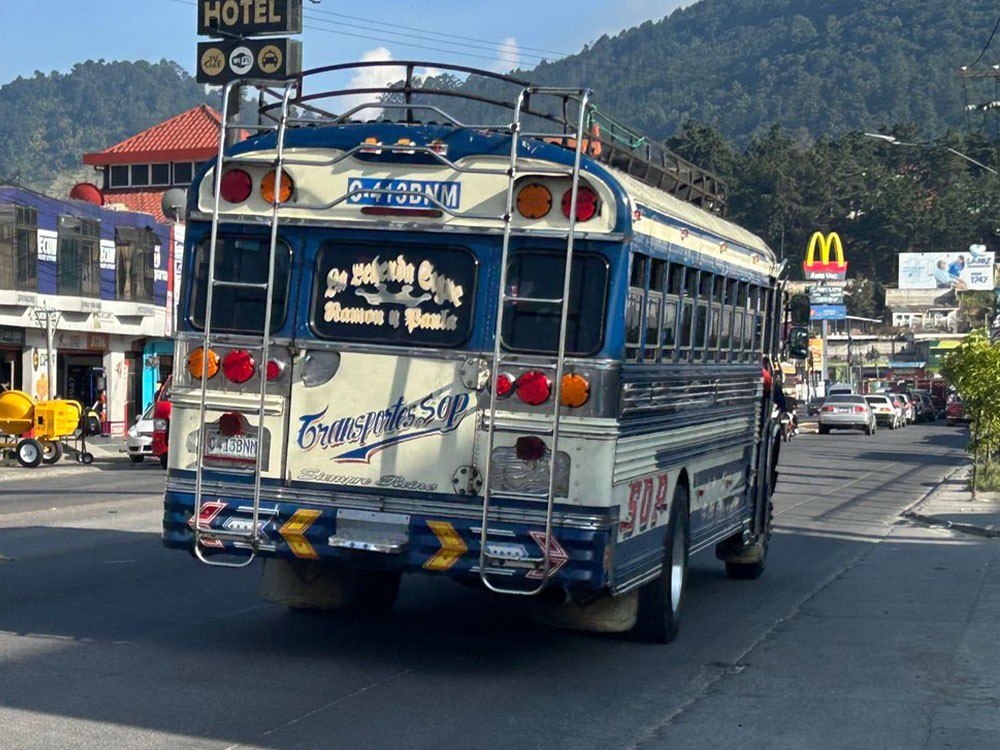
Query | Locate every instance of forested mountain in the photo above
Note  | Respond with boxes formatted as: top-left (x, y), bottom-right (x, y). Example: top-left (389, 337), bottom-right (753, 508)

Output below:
top-left (517, 0), bottom-right (998, 145)
top-left (0, 60), bottom-right (211, 194)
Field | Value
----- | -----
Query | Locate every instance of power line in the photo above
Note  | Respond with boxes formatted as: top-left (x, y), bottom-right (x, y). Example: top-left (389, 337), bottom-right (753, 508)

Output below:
top-left (165, 0), bottom-right (562, 69)
top-left (305, 6), bottom-right (571, 59)
top-left (965, 13), bottom-right (1000, 68)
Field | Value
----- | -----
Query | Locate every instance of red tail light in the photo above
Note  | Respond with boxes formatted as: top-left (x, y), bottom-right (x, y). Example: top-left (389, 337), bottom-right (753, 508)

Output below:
top-left (821, 406), bottom-right (835, 412)
top-left (561, 185), bottom-right (599, 221)
top-left (495, 373), bottom-right (514, 398)
top-left (219, 169), bottom-right (252, 203)
top-left (218, 412), bottom-right (243, 437)
top-left (515, 371), bottom-right (551, 405)
top-left (265, 359), bottom-right (285, 382)
top-left (515, 436), bottom-right (547, 461)
top-left (221, 349), bottom-right (256, 383)
top-left (853, 406), bottom-right (866, 413)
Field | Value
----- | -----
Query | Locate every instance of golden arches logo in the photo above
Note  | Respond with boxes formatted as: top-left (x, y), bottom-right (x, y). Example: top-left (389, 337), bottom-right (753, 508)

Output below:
top-left (803, 231), bottom-right (848, 279)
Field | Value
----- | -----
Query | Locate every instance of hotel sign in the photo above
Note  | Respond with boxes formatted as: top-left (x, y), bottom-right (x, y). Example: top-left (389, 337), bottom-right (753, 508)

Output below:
top-left (198, 0), bottom-right (302, 37)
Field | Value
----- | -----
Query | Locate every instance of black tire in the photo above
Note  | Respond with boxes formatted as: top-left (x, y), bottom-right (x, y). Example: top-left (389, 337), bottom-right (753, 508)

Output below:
top-left (159, 453), bottom-right (168, 469)
top-left (80, 452), bottom-right (94, 465)
top-left (353, 570), bottom-right (402, 616)
top-left (633, 483), bottom-right (689, 644)
top-left (818, 425), bottom-right (830, 435)
top-left (864, 424), bottom-right (873, 435)
top-left (40, 441), bottom-right (63, 465)
top-left (15, 438), bottom-right (43, 468)
top-left (129, 454), bottom-right (145, 464)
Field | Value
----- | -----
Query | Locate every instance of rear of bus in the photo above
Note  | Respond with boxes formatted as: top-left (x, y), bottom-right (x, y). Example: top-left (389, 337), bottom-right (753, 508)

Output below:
top-left (161, 122), bottom-right (629, 600)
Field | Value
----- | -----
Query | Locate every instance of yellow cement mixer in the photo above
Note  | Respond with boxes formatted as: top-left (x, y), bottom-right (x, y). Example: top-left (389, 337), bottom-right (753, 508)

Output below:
top-left (0, 390), bottom-right (93, 467)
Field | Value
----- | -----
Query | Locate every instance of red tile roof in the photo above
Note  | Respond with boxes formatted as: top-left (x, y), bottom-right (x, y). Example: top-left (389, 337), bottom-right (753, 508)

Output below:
top-left (83, 104), bottom-right (235, 166)
top-left (100, 189), bottom-right (173, 223)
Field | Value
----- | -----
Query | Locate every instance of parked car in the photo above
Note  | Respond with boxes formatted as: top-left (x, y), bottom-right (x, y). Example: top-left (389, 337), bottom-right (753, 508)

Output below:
top-left (818, 395), bottom-right (877, 435)
top-left (946, 395), bottom-right (969, 426)
top-left (125, 402), bottom-right (156, 463)
top-left (914, 392), bottom-right (937, 422)
top-left (151, 376), bottom-right (172, 469)
top-left (883, 393), bottom-right (906, 426)
top-left (864, 394), bottom-right (900, 429)
top-left (895, 393), bottom-right (916, 424)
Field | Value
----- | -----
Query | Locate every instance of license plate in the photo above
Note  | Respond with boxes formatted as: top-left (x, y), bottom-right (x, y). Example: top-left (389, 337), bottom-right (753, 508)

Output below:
top-left (346, 177), bottom-right (461, 209)
top-left (204, 431), bottom-right (258, 463)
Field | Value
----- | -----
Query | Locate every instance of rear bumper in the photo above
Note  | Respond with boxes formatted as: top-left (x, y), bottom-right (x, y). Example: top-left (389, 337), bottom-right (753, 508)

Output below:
top-left (162, 475), bottom-right (614, 592)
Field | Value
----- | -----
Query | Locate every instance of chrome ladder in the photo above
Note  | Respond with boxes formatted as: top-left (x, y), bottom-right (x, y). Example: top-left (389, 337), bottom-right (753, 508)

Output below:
top-left (478, 86), bottom-right (593, 594)
top-left (191, 79), bottom-right (297, 567)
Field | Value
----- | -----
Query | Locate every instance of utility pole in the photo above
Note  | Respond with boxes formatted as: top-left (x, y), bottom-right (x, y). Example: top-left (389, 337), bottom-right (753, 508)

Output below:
top-left (32, 305), bottom-right (60, 400)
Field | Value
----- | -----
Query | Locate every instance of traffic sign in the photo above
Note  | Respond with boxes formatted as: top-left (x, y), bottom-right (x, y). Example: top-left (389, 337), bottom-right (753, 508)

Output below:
top-left (197, 38), bottom-right (302, 84)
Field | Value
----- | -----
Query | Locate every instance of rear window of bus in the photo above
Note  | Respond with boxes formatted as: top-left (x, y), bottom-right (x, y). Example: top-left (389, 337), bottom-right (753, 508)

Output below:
top-left (501, 250), bottom-right (609, 356)
top-left (188, 235), bottom-right (291, 334)
top-left (310, 242), bottom-right (477, 347)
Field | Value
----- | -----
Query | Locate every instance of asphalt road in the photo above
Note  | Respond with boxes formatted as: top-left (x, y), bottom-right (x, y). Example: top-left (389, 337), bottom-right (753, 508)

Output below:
top-left (0, 422), bottom-right (995, 750)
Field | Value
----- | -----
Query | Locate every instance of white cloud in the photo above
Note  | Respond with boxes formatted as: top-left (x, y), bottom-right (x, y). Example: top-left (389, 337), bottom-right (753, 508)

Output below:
top-left (335, 49), bottom-right (447, 120)
top-left (495, 37), bottom-right (521, 73)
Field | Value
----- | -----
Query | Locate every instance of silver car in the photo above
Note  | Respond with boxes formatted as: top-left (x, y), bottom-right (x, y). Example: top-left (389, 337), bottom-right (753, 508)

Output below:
top-left (818, 394), bottom-right (877, 435)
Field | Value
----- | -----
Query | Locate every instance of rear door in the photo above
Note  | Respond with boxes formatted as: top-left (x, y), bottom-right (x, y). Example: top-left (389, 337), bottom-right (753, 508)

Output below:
top-left (284, 240), bottom-right (484, 495)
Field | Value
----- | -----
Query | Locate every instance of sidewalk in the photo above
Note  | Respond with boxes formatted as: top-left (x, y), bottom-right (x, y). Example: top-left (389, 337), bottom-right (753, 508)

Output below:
top-left (905, 465), bottom-right (1000, 538)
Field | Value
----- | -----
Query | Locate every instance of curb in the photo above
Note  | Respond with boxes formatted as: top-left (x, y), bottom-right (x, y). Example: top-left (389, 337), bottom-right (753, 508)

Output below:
top-left (900, 465), bottom-right (1000, 539)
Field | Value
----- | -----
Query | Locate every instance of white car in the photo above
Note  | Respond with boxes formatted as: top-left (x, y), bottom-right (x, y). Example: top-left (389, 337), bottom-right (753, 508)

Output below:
top-left (126, 403), bottom-right (155, 463)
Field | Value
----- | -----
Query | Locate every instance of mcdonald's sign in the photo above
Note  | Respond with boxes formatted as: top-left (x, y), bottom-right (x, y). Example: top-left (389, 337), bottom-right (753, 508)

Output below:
top-left (803, 231), bottom-right (848, 280)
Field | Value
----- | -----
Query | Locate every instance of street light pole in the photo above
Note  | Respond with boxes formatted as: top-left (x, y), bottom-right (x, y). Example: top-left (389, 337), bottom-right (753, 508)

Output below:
top-left (32, 305), bottom-right (60, 400)
top-left (863, 132), bottom-right (999, 175)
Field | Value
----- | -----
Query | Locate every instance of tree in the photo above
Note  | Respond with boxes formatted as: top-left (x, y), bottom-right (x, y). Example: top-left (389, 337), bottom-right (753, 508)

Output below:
top-left (941, 331), bottom-right (1000, 496)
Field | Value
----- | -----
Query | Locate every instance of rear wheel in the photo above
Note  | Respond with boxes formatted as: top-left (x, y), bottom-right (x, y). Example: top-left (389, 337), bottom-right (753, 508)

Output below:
top-left (818, 425), bottom-right (830, 435)
top-left (40, 441), bottom-right (63, 464)
top-left (159, 453), bottom-right (168, 469)
top-left (633, 483), bottom-right (689, 643)
top-left (129, 454), bottom-right (144, 464)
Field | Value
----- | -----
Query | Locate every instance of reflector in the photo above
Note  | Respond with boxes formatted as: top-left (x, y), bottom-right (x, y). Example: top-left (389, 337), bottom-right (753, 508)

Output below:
top-left (187, 347), bottom-right (219, 380)
top-left (516, 183), bottom-right (552, 219)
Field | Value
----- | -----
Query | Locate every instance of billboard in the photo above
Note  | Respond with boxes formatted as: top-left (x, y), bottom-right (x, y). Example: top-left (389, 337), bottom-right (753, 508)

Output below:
top-left (810, 304), bottom-right (847, 320)
top-left (898, 247), bottom-right (995, 291)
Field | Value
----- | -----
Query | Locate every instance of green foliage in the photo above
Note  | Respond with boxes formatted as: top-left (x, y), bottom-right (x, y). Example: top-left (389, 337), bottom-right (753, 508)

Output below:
top-left (0, 60), bottom-right (212, 193)
top-left (941, 331), bottom-right (1000, 492)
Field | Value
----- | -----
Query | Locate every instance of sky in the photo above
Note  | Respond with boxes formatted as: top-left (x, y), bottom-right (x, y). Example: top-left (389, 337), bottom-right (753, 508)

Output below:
top-left (0, 0), bottom-right (694, 86)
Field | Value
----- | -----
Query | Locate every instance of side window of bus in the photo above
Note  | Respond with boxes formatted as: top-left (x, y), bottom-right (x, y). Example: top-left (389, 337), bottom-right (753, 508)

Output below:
top-left (645, 259), bottom-right (666, 363)
top-left (720, 278), bottom-right (736, 360)
top-left (679, 268), bottom-right (696, 359)
top-left (694, 272), bottom-right (710, 359)
top-left (747, 285), bottom-right (762, 356)
top-left (732, 281), bottom-right (747, 361)
top-left (625, 255), bottom-right (646, 361)
top-left (707, 274), bottom-right (722, 356)
top-left (502, 250), bottom-right (609, 356)
top-left (189, 235), bottom-right (291, 333)
top-left (662, 263), bottom-right (682, 358)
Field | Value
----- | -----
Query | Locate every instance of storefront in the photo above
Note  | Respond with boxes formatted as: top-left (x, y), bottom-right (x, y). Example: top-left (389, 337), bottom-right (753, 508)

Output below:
top-left (0, 326), bottom-right (24, 391)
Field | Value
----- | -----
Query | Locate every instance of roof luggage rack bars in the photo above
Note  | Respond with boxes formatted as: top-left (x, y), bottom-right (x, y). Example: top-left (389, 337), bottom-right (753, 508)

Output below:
top-left (243, 60), bottom-right (727, 214)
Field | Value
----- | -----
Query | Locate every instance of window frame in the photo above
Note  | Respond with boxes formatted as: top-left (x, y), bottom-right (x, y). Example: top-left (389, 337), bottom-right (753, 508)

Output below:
top-left (188, 234), bottom-right (292, 334)
top-left (57, 215), bottom-right (101, 298)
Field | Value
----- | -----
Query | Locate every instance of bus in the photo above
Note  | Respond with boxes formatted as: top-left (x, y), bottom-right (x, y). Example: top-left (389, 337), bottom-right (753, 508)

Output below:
top-left (162, 61), bottom-right (807, 643)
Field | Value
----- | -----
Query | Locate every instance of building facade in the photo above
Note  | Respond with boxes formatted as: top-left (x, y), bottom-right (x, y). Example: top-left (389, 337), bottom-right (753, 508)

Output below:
top-left (0, 186), bottom-right (170, 436)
